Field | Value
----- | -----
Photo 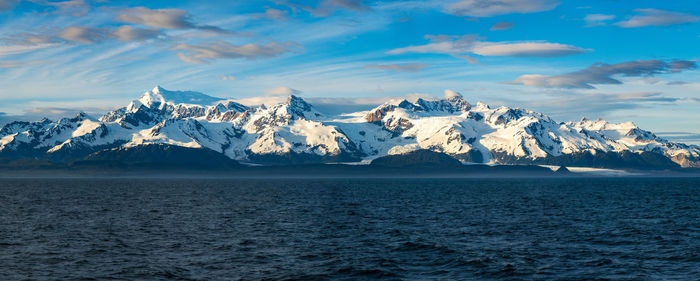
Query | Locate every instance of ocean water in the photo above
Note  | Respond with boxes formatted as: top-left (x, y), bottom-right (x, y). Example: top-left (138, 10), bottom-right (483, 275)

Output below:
top-left (0, 178), bottom-right (698, 280)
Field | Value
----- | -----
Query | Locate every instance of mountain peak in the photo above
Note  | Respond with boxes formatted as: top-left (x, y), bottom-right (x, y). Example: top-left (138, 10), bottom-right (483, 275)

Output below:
top-left (285, 95), bottom-right (313, 115)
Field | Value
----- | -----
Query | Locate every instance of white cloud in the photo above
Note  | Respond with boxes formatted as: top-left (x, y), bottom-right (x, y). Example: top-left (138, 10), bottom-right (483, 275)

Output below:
top-left (472, 42), bottom-right (588, 57)
top-left (0, 43), bottom-right (58, 57)
top-left (0, 0), bottom-right (19, 11)
top-left (115, 6), bottom-right (230, 33)
top-left (111, 26), bottom-right (162, 42)
top-left (173, 41), bottom-right (300, 63)
top-left (116, 7), bottom-right (195, 29)
top-left (265, 86), bottom-right (302, 96)
top-left (0, 60), bottom-right (47, 68)
top-left (388, 35), bottom-right (589, 59)
top-left (508, 60), bottom-right (697, 89)
top-left (584, 14), bottom-right (615, 27)
top-left (58, 26), bottom-right (107, 44)
top-left (364, 63), bottom-right (429, 72)
top-left (616, 9), bottom-right (700, 28)
top-left (252, 8), bottom-right (289, 21)
top-left (274, 0), bottom-right (370, 17)
top-left (490, 21), bottom-right (514, 31)
top-left (43, 0), bottom-right (90, 17)
top-left (444, 0), bottom-right (559, 17)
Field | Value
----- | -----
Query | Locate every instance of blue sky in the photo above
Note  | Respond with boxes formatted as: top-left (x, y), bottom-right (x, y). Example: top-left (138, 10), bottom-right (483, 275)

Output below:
top-left (0, 0), bottom-right (699, 143)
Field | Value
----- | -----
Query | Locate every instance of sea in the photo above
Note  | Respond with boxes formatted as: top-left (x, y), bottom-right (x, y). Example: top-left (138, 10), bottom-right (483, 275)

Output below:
top-left (0, 178), bottom-right (698, 280)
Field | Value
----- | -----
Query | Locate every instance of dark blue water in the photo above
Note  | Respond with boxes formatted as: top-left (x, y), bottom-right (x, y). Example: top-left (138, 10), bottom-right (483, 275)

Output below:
top-left (0, 178), bottom-right (698, 280)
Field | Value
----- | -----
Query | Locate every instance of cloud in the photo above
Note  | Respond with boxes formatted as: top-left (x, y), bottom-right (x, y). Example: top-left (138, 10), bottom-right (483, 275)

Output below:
top-left (0, 0), bottom-right (19, 11)
top-left (490, 22), bottom-right (514, 31)
top-left (274, 0), bottom-right (370, 17)
top-left (42, 0), bottom-right (90, 17)
top-left (364, 63), bottom-right (429, 72)
top-left (524, 92), bottom-right (683, 119)
top-left (3, 33), bottom-right (57, 45)
top-left (7, 25), bottom-right (162, 46)
top-left (173, 41), bottom-right (300, 63)
top-left (220, 75), bottom-right (236, 81)
top-left (58, 26), bottom-right (107, 44)
top-left (265, 86), bottom-right (302, 96)
top-left (667, 80), bottom-right (689, 86)
top-left (111, 26), bottom-right (162, 42)
top-left (444, 0), bottom-right (559, 17)
top-left (115, 7), bottom-right (231, 33)
top-left (252, 8), bottom-right (289, 21)
top-left (473, 42), bottom-right (587, 57)
top-left (0, 43), bottom-right (57, 57)
top-left (615, 9), bottom-right (700, 28)
top-left (655, 132), bottom-right (700, 144)
top-left (0, 60), bottom-right (47, 68)
top-left (584, 14), bottom-right (615, 27)
top-left (116, 7), bottom-right (194, 29)
top-left (314, 0), bottom-right (369, 16)
top-left (388, 35), bottom-right (589, 59)
top-left (508, 60), bottom-right (697, 89)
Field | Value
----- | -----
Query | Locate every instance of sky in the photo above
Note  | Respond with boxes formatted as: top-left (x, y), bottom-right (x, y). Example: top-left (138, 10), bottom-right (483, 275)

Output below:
top-left (0, 0), bottom-right (699, 143)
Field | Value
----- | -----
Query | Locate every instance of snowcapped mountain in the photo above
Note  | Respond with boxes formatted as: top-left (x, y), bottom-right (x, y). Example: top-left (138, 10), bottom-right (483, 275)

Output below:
top-left (1, 86), bottom-right (698, 169)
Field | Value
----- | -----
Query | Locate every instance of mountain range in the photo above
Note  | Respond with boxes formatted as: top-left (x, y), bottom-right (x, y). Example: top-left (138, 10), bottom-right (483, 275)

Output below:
top-left (1, 86), bottom-right (698, 170)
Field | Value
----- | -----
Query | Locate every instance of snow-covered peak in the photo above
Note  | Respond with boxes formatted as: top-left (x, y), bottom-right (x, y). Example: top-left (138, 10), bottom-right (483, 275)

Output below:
top-left (137, 86), bottom-right (224, 108)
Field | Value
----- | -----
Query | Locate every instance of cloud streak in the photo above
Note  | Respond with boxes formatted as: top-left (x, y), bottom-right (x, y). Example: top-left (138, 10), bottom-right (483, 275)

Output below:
top-left (522, 92), bottom-right (683, 120)
top-left (388, 35), bottom-right (589, 60)
top-left (364, 63), bottom-right (429, 72)
top-left (0, 60), bottom-right (48, 68)
top-left (615, 9), bottom-right (700, 28)
top-left (0, 0), bottom-right (19, 11)
top-left (584, 14), bottom-right (615, 27)
top-left (173, 41), bottom-right (300, 63)
top-left (111, 26), bottom-right (162, 42)
top-left (444, 0), bottom-right (559, 17)
top-left (508, 60), bottom-right (697, 89)
top-left (115, 7), bottom-right (231, 34)
top-left (490, 22), bottom-right (514, 30)
top-left (274, 0), bottom-right (370, 17)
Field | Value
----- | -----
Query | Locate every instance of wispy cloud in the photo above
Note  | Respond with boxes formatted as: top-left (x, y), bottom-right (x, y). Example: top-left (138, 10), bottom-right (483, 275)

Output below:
top-left (115, 7), bottom-right (231, 33)
top-left (523, 92), bottom-right (683, 119)
top-left (490, 22), bottom-right (514, 31)
top-left (58, 26), bottom-right (107, 44)
top-left (265, 86), bottom-right (302, 95)
top-left (173, 41), bottom-right (301, 63)
top-left (0, 0), bottom-right (19, 11)
top-left (444, 0), bottom-right (559, 17)
top-left (655, 131), bottom-right (700, 145)
top-left (0, 43), bottom-right (58, 57)
top-left (0, 60), bottom-right (48, 68)
top-left (111, 26), bottom-right (162, 42)
top-left (615, 9), bottom-right (700, 28)
top-left (10, 25), bottom-right (163, 45)
top-left (388, 35), bottom-right (589, 60)
top-left (364, 63), bottom-right (429, 72)
top-left (274, 0), bottom-right (370, 17)
top-left (251, 8), bottom-right (289, 21)
top-left (39, 0), bottom-right (90, 17)
top-left (584, 14), bottom-right (615, 27)
top-left (509, 60), bottom-right (697, 89)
